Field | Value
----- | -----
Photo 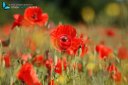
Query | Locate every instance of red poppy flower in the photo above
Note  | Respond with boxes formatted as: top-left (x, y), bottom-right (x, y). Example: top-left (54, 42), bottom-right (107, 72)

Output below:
top-left (54, 58), bottom-right (62, 74)
top-left (50, 24), bottom-right (76, 51)
top-left (45, 57), bottom-right (53, 71)
top-left (17, 63), bottom-right (41, 85)
top-left (4, 53), bottom-right (11, 68)
top-left (105, 29), bottom-right (115, 37)
top-left (54, 57), bottom-right (68, 75)
top-left (24, 6), bottom-right (48, 26)
top-left (107, 64), bottom-right (118, 73)
top-left (12, 14), bottom-right (23, 29)
top-left (112, 71), bottom-right (122, 82)
top-left (96, 44), bottom-right (112, 59)
top-left (50, 24), bottom-right (88, 56)
top-left (32, 55), bottom-right (44, 66)
top-left (118, 46), bottom-right (128, 59)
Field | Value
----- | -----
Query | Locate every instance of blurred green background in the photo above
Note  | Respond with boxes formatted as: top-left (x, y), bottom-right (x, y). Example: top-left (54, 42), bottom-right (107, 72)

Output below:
top-left (0, 0), bottom-right (128, 28)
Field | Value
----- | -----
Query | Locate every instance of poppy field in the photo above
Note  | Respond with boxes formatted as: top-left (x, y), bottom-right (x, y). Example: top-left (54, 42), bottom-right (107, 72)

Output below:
top-left (0, 6), bottom-right (128, 85)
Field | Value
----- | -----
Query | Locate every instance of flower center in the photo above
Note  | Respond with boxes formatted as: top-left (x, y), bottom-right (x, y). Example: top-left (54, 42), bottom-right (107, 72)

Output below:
top-left (60, 36), bottom-right (68, 42)
top-left (59, 35), bottom-right (71, 50)
top-left (32, 13), bottom-right (39, 21)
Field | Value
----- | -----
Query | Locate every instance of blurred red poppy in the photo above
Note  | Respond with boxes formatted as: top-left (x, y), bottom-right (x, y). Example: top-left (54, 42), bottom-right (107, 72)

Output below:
top-left (24, 6), bottom-right (48, 26)
top-left (54, 58), bottom-right (62, 74)
top-left (12, 14), bottom-right (23, 29)
top-left (107, 63), bottom-right (122, 82)
top-left (118, 46), bottom-right (128, 59)
top-left (17, 63), bottom-right (41, 85)
top-left (96, 44), bottom-right (112, 59)
top-left (4, 53), bottom-right (11, 68)
top-left (112, 71), bottom-right (122, 82)
top-left (45, 57), bottom-right (53, 71)
top-left (32, 55), bottom-right (44, 66)
top-left (107, 64), bottom-right (118, 73)
top-left (105, 29), bottom-right (115, 37)
top-left (12, 6), bottom-right (48, 28)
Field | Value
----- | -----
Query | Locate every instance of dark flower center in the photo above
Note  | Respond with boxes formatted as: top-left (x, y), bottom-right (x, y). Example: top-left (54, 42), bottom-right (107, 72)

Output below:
top-left (31, 13), bottom-right (39, 21)
top-left (59, 35), bottom-right (71, 50)
top-left (60, 36), bottom-right (68, 42)
top-left (32, 14), bottom-right (37, 19)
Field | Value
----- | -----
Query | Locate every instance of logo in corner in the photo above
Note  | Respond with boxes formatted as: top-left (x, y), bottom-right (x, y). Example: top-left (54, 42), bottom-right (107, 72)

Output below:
top-left (2, 2), bottom-right (10, 10)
